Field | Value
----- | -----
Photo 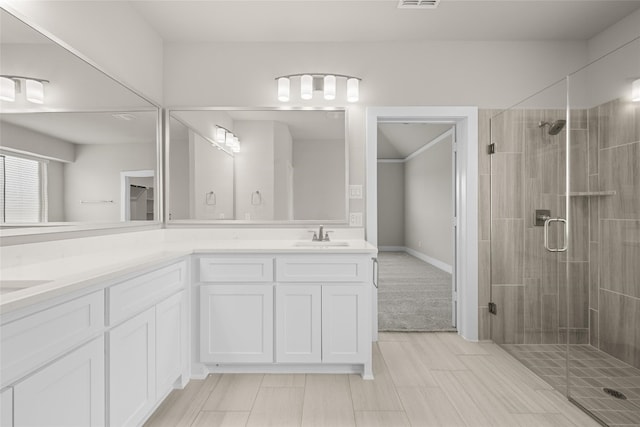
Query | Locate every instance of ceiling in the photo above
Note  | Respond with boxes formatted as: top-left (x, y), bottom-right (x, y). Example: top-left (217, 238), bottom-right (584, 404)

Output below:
top-left (131, 0), bottom-right (640, 43)
top-left (1, 112), bottom-right (158, 145)
top-left (171, 109), bottom-right (346, 144)
top-left (378, 123), bottom-right (453, 159)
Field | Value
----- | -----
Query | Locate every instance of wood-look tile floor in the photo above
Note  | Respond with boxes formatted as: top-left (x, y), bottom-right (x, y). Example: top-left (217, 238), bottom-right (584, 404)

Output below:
top-left (144, 333), bottom-right (601, 427)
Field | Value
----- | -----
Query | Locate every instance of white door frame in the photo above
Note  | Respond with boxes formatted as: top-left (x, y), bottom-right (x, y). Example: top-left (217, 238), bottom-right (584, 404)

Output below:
top-left (121, 170), bottom-right (154, 221)
top-left (366, 106), bottom-right (478, 342)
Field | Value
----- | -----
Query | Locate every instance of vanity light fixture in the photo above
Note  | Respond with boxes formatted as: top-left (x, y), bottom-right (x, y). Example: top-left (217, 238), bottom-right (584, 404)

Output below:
top-left (225, 130), bottom-right (235, 147)
top-left (214, 125), bottom-right (240, 154)
top-left (632, 78), bottom-right (640, 102)
top-left (0, 76), bottom-right (16, 101)
top-left (0, 75), bottom-right (49, 104)
top-left (215, 127), bottom-right (226, 144)
top-left (275, 73), bottom-right (361, 103)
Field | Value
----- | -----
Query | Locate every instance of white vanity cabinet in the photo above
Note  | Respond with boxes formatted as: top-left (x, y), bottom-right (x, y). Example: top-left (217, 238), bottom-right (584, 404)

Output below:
top-left (109, 308), bottom-right (156, 427)
top-left (107, 261), bottom-right (187, 427)
top-left (156, 290), bottom-right (186, 396)
top-left (321, 285), bottom-right (369, 363)
top-left (13, 337), bottom-right (105, 427)
top-left (200, 284), bottom-right (274, 363)
top-left (275, 284), bottom-right (322, 363)
top-left (198, 253), bottom-right (373, 377)
top-left (199, 256), bottom-right (274, 364)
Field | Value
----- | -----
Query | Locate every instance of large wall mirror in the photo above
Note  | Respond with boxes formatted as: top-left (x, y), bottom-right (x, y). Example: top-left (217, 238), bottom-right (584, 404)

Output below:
top-left (0, 8), bottom-right (160, 232)
top-left (167, 109), bottom-right (348, 223)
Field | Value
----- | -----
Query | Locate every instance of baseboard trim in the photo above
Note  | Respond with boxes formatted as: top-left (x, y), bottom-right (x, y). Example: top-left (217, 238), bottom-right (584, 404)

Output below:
top-left (380, 246), bottom-right (452, 274)
top-left (378, 246), bottom-right (405, 252)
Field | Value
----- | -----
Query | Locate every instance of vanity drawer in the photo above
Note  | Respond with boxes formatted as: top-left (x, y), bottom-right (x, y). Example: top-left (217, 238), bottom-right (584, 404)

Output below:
top-left (1, 291), bottom-right (104, 386)
top-left (108, 261), bottom-right (186, 325)
top-left (276, 256), bottom-right (369, 283)
top-left (199, 257), bottom-right (274, 282)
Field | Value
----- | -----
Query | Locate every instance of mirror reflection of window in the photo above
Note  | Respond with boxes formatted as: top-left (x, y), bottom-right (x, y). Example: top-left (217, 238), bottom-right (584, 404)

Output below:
top-left (1, 8), bottom-right (160, 230)
top-left (0, 154), bottom-right (46, 223)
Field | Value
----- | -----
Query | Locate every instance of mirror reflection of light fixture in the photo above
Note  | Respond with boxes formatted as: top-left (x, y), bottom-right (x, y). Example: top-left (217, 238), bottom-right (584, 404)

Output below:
top-left (225, 131), bottom-right (235, 147)
top-left (212, 125), bottom-right (239, 155)
top-left (0, 75), bottom-right (49, 104)
top-left (633, 78), bottom-right (640, 102)
top-left (275, 73), bottom-right (361, 103)
top-left (0, 76), bottom-right (16, 101)
top-left (215, 127), bottom-right (226, 144)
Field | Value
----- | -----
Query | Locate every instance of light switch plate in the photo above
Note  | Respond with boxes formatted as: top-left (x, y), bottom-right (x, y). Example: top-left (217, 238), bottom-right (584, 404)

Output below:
top-left (349, 185), bottom-right (363, 199)
top-left (349, 212), bottom-right (363, 227)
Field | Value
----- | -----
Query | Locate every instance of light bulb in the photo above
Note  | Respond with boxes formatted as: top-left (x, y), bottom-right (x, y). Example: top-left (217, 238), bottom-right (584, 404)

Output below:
top-left (301, 74), bottom-right (313, 100)
top-left (0, 77), bottom-right (16, 102)
top-left (225, 132), bottom-right (235, 147)
top-left (25, 79), bottom-right (44, 104)
top-left (277, 77), bottom-right (290, 102)
top-left (324, 75), bottom-right (336, 100)
top-left (632, 78), bottom-right (640, 102)
top-left (347, 78), bottom-right (359, 103)
top-left (215, 127), bottom-right (226, 143)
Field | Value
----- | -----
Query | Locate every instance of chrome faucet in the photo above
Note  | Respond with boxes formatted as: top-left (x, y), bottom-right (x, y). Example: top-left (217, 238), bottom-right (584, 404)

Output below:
top-left (311, 225), bottom-right (331, 241)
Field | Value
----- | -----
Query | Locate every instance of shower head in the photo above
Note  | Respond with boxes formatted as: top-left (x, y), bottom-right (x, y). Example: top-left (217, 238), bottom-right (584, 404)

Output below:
top-left (538, 119), bottom-right (566, 136)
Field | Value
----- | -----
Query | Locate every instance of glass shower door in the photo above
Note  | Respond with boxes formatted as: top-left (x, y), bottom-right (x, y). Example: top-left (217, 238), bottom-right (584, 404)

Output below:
top-left (489, 78), bottom-right (568, 354)
top-left (564, 37), bottom-right (640, 425)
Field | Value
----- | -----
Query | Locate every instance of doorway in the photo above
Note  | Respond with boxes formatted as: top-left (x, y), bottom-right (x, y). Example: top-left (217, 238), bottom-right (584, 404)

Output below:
top-left (121, 170), bottom-right (155, 221)
top-left (366, 106), bottom-right (478, 341)
top-left (376, 122), bottom-right (456, 331)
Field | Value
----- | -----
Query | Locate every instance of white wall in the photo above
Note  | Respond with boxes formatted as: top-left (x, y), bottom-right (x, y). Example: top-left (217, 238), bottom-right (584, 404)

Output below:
top-left (64, 143), bottom-right (156, 222)
top-left (404, 135), bottom-right (453, 266)
top-left (189, 133), bottom-right (234, 220)
top-left (234, 121), bottom-right (275, 220)
top-left (273, 122), bottom-right (293, 221)
top-left (587, 7), bottom-right (640, 62)
top-left (169, 135), bottom-right (190, 220)
top-left (293, 139), bottom-right (346, 220)
top-left (0, 121), bottom-right (75, 163)
top-left (3, 0), bottom-right (164, 104)
top-left (377, 162), bottom-right (404, 247)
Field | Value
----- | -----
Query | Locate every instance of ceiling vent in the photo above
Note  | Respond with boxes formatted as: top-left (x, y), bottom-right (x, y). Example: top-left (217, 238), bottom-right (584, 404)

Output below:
top-left (397, 0), bottom-right (440, 9)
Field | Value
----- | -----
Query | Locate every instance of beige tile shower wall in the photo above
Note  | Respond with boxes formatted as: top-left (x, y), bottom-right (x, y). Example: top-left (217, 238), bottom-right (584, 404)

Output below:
top-left (480, 106), bottom-right (593, 345)
top-left (593, 97), bottom-right (640, 369)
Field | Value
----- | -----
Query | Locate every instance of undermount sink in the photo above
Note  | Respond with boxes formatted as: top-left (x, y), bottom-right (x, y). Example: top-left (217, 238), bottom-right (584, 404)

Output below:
top-left (0, 280), bottom-right (51, 295)
top-left (294, 241), bottom-right (350, 247)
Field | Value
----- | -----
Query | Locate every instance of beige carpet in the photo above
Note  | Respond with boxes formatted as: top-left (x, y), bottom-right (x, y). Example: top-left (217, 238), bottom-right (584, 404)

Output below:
top-left (377, 251), bottom-right (455, 332)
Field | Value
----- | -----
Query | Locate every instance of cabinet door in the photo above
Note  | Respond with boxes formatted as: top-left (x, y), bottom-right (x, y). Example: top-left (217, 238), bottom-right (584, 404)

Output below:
top-left (156, 291), bottom-right (184, 396)
top-left (1, 388), bottom-right (11, 427)
top-left (109, 308), bottom-right (156, 427)
top-left (322, 285), bottom-right (370, 364)
top-left (275, 285), bottom-right (321, 363)
top-left (200, 285), bottom-right (273, 363)
top-left (13, 337), bottom-right (105, 427)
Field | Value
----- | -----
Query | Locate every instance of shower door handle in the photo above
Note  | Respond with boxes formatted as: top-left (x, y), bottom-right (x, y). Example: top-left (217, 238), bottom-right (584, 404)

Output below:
top-left (543, 218), bottom-right (568, 252)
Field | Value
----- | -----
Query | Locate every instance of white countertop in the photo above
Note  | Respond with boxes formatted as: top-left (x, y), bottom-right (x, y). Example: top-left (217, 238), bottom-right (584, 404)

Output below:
top-left (0, 239), bottom-right (377, 315)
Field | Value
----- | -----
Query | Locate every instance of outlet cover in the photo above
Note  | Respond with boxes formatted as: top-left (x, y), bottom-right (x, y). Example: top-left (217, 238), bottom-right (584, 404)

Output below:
top-left (349, 185), bottom-right (363, 199)
top-left (349, 212), bottom-right (363, 227)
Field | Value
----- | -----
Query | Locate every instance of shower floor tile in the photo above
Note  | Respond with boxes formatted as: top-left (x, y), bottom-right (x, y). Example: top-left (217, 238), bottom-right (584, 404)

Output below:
top-left (502, 344), bottom-right (640, 426)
